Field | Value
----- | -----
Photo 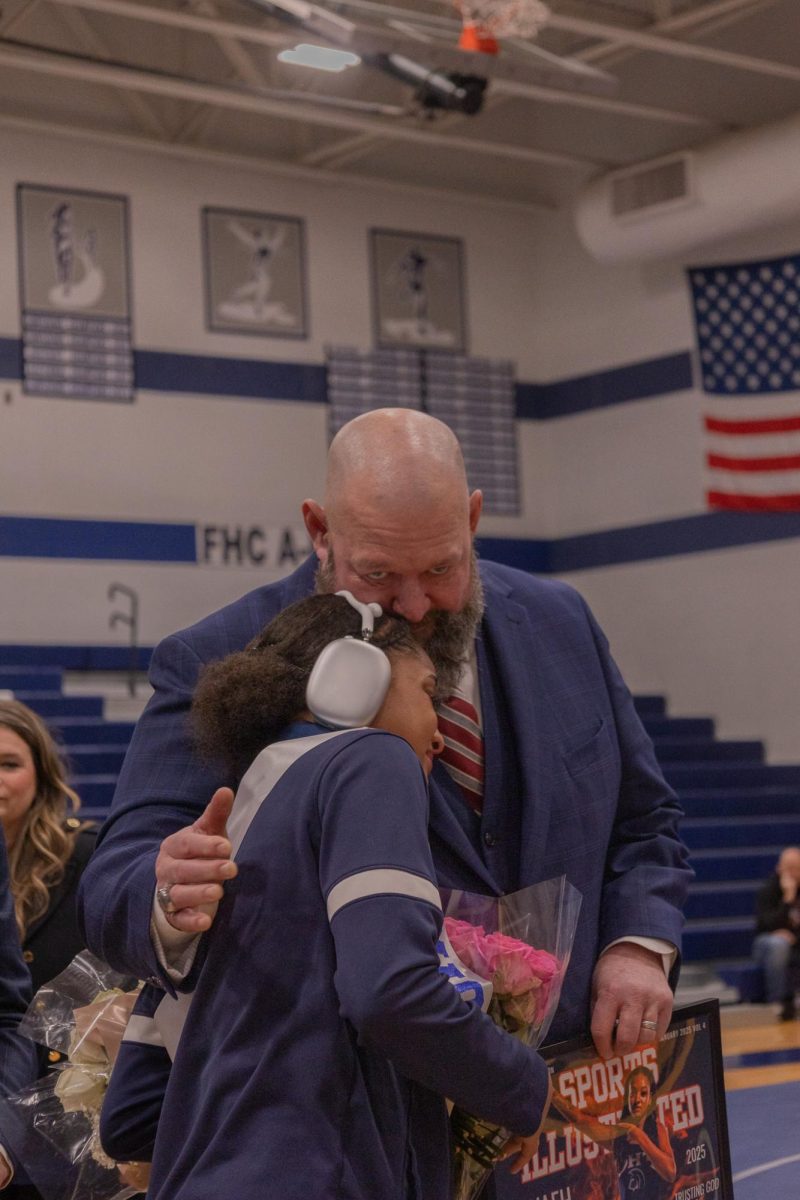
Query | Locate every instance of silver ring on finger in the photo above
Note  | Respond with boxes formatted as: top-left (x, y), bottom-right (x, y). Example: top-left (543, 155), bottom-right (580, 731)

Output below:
top-left (156, 882), bottom-right (178, 914)
top-left (640, 1019), bottom-right (658, 1033)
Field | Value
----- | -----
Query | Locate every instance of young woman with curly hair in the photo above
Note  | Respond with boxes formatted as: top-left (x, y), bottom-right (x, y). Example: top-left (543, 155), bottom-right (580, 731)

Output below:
top-left (0, 700), bottom-right (96, 994)
top-left (100, 593), bottom-right (552, 1200)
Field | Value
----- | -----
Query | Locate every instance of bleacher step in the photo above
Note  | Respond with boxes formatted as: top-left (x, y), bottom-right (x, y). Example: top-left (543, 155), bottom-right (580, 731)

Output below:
top-left (633, 695), bottom-right (666, 716)
top-left (50, 719), bottom-right (137, 745)
top-left (641, 717), bottom-right (715, 738)
top-left (652, 739), bottom-right (764, 762)
top-left (0, 669), bottom-right (64, 691)
top-left (16, 694), bottom-right (104, 718)
top-left (685, 880), bottom-right (761, 920)
top-left (690, 846), bottom-right (784, 882)
top-left (683, 915), bottom-right (755, 961)
top-left (681, 813), bottom-right (800, 850)
top-left (664, 762), bottom-right (800, 789)
top-left (64, 746), bottom-right (129, 774)
top-left (679, 787), bottom-right (800, 819)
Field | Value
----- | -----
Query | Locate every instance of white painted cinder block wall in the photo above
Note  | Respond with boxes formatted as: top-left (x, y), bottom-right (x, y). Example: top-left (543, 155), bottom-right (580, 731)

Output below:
top-left (523, 207), bottom-right (800, 761)
top-left (2, 122), bottom-right (799, 760)
top-left (0, 123), bottom-right (550, 642)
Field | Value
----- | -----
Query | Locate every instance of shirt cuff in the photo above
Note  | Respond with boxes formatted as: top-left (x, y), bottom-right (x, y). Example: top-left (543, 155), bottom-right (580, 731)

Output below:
top-left (603, 936), bottom-right (677, 978)
top-left (151, 890), bottom-right (202, 984)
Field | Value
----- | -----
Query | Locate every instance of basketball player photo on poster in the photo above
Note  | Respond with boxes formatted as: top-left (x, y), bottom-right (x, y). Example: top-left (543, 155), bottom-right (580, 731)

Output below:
top-left (370, 228), bottom-right (467, 352)
top-left (16, 183), bottom-right (134, 402)
top-left (519, 1001), bottom-right (733, 1200)
top-left (202, 206), bottom-right (308, 339)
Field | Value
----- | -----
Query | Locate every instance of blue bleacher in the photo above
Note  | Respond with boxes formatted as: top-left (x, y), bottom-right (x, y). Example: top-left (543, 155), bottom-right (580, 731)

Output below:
top-left (2, 654), bottom-right (796, 1005)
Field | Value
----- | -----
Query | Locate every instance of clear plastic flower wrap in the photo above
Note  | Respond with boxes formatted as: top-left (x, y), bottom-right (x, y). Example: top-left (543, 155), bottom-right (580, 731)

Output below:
top-left (439, 876), bottom-right (582, 1200)
top-left (0, 951), bottom-right (148, 1200)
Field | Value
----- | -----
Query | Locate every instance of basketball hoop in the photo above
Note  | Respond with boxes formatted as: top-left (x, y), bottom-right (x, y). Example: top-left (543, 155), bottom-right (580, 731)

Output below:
top-left (453, 0), bottom-right (550, 55)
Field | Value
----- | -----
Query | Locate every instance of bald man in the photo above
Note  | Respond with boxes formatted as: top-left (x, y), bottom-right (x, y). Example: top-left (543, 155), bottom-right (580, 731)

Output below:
top-left (79, 411), bottom-right (690, 1190)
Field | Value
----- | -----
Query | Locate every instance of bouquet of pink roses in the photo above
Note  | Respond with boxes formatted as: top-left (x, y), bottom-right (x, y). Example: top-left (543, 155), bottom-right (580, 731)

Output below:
top-left (439, 877), bottom-right (581, 1200)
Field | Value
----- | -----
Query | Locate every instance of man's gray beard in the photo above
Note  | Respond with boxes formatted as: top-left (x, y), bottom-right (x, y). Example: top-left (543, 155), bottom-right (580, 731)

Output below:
top-left (315, 549), bottom-right (484, 697)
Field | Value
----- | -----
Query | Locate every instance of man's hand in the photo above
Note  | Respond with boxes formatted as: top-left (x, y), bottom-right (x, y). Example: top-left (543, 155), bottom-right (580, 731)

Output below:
top-left (154, 788), bottom-right (237, 934)
top-left (590, 943), bottom-right (673, 1059)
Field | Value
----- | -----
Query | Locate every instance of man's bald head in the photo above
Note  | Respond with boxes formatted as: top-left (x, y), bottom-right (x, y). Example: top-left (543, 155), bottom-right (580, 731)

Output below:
top-left (302, 407), bottom-right (483, 650)
top-left (326, 409), bottom-right (470, 528)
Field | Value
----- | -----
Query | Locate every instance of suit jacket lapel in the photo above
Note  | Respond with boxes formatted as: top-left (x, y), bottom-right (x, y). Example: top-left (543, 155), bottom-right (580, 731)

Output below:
top-left (481, 573), bottom-right (553, 885)
top-left (427, 770), bottom-right (500, 893)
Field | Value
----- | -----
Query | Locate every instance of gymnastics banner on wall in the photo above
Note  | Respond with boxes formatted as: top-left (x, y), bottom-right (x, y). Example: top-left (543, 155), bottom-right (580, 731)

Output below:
top-left (512, 1000), bottom-right (733, 1200)
top-left (687, 252), bottom-right (800, 512)
top-left (16, 183), bottom-right (134, 403)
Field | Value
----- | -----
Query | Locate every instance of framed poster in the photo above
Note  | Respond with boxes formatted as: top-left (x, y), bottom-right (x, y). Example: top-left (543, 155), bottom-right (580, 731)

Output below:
top-left (519, 1001), bottom-right (734, 1199)
top-left (16, 183), bottom-right (134, 402)
top-left (370, 228), bottom-right (467, 352)
top-left (202, 207), bottom-right (308, 339)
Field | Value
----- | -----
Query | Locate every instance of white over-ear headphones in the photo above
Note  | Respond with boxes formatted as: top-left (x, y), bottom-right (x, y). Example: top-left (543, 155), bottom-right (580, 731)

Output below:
top-left (305, 590), bottom-right (392, 729)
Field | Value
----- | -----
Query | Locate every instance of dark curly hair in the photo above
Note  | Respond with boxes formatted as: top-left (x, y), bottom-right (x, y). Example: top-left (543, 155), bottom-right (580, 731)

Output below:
top-left (191, 594), bottom-right (421, 776)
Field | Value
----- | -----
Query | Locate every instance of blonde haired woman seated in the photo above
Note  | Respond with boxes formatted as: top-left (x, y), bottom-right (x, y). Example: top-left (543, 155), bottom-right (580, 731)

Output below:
top-left (0, 700), bottom-right (96, 997)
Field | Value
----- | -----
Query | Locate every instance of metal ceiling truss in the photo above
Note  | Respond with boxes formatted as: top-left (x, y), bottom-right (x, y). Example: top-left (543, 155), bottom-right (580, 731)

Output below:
top-left (0, 0), bottom-right (797, 195)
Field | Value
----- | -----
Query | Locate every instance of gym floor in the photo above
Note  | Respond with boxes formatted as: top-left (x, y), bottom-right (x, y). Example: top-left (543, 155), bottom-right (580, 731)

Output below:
top-left (722, 1005), bottom-right (800, 1198)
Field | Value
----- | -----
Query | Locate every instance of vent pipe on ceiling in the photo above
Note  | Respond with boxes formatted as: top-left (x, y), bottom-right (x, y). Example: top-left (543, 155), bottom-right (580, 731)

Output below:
top-left (573, 108), bottom-right (800, 264)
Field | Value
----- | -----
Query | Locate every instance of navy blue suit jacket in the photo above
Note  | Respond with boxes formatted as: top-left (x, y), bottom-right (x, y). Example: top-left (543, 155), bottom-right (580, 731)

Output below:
top-left (79, 557), bottom-right (689, 1040)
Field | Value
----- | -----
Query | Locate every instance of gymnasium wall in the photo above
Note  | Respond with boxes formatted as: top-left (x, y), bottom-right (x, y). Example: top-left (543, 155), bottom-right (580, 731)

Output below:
top-left (2, 120), bottom-right (799, 760)
top-left (522, 206), bottom-right (800, 761)
top-left (0, 121), bottom-right (549, 643)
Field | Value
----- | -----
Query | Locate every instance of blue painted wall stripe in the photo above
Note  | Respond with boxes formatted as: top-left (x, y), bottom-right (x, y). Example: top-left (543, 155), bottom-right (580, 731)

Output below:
top-left (515, 350), bottom-right (694, 419)
top-left (3, 512), bottom-right (799, 570)
top-left (0, 516), bottom-right (197, 562)
top-left (546, 511), bottom-right (800, 572)
top-left (0, 337), bottom-right (694, 418)
top-left (475, 536), bottom-right (549, 573)
top-left (134, 349), bottom-right (328, 403)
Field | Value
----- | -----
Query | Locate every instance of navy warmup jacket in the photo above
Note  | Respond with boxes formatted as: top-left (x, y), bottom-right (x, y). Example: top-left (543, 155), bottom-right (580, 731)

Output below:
top-left (117, 725), bottom-right (548, 1199)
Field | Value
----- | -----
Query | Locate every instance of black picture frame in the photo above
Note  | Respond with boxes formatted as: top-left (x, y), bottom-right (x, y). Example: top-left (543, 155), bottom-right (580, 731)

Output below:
top-left (517, 1000), bottom-right (735, 1199)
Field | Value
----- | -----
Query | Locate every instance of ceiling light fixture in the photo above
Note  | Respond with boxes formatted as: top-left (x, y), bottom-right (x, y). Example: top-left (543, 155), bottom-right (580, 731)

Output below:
top-left (278, 43), bottom-right (361, 71)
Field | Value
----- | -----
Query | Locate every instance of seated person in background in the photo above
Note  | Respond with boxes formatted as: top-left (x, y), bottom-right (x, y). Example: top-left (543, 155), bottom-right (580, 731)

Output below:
top-left (102, 592), bottom-right (551, 1200)
top-left (0, 699), bottom-right (97, 1079)
top-left (753, 846), bottom-right (800, 1021)
top-left (0, 830), bottom-right (38, 1194)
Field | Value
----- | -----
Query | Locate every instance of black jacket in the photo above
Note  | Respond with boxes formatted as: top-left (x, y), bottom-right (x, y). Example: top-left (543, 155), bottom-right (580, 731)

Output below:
top-left (755, 872), bottom-right (800, 944)
top-left (23, 824), bottom-right (97, 996)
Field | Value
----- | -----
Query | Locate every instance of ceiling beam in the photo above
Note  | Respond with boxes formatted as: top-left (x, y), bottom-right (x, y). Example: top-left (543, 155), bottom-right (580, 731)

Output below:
top-left (576, 0), bottom-right (781, 66)
top-left (329, 0), bottom-right (800, 83)
top-left (44, 0), bottom-right (289, 46)
top-left (44, 0), bottom-right (725, 129)
top-left (0, 0), bottom-right (44, 36)
top-left (546, 8), bottom-right (800, 82)
top-left (51, 2), bottom-right (170, 137)
top-left (0, 40), bottom-right (602, 170)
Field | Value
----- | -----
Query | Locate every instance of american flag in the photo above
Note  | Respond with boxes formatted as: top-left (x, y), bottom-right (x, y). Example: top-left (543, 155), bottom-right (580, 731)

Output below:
top-left (687, 252), bottom-right (800, 511)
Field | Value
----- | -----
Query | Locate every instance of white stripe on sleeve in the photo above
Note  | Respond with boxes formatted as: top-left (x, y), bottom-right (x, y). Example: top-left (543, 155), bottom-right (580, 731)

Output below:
top-left (122, 1015), bottom-right (167, 1048)
top-left (326, 868), bottom-right (441, 922)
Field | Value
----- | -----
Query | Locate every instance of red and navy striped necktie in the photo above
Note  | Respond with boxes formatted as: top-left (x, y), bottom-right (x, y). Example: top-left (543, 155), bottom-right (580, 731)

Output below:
top-left (437, 695), bottom-right (484, 815)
